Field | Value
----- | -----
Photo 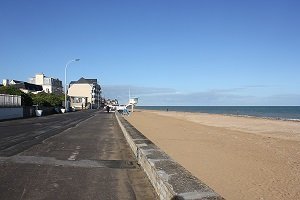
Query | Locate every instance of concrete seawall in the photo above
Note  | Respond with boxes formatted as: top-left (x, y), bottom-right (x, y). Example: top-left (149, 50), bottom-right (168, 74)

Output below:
top-left (115, 112), bottom-right (225, 200)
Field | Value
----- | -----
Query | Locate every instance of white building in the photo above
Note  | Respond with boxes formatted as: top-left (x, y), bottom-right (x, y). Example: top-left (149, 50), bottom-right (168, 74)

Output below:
top-left (2, 79), bottom-right (43, 94)
top-left (68, 77), bottom-right (101, 110)
top-left (29, 73), bottom-right (63, 94)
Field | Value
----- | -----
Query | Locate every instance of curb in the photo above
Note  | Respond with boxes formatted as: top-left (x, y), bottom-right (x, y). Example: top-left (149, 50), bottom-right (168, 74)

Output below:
top-left (115, 112), bottom-right (225, 200)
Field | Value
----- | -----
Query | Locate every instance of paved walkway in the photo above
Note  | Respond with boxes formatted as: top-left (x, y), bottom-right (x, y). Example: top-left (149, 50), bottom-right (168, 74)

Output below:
top-left (0, 111), bottom-right (157, 200)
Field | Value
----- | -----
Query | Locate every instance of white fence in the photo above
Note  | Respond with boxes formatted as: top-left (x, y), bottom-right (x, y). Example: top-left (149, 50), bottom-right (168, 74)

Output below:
top-left (0, 94), bottom-right (22, 107)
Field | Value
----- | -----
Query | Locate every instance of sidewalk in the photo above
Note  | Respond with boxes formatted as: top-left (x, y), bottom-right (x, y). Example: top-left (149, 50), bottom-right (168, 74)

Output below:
top-left (0, 111), bottom-right (157, 200)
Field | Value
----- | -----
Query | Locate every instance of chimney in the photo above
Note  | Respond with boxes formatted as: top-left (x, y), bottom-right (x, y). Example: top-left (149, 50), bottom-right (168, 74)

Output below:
top-left (2, 79), bottom-right (9, 86)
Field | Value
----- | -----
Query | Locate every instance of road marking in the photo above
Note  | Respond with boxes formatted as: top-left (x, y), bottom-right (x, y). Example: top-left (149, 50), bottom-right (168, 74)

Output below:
top-left (20, 188), bottom-right (26, 200)
top-left (67, 146), bottom-right (81, 160)
top-left (68, 151), bottom-right (79, 161)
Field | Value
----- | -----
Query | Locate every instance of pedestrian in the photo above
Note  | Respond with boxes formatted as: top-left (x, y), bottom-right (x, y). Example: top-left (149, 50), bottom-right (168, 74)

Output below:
top-left (123, 108), bottom-right (130, 116)
top-left (106, 105), bottom-right (110, 113)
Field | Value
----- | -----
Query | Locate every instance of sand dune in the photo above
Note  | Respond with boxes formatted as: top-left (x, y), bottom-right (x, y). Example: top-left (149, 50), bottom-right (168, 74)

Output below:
top-left (125, 110), bottom-right (300, 200)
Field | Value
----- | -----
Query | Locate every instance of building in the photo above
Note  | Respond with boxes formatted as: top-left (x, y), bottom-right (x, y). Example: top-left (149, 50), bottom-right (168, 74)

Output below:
top-left (9, 80), bottom-right (23, 85)
top-left (68, 77), bottom-right (102, 110)
top-left (105, 99), bottom-right (119, 106)
top-left (7, 79), bottom-right (43, 94)
top-left (29, 73), bottom-right (63, 94)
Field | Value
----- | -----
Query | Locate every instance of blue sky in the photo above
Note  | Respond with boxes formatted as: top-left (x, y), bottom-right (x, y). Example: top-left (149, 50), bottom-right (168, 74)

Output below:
top-left (1, 0), bottom-right (299, 105)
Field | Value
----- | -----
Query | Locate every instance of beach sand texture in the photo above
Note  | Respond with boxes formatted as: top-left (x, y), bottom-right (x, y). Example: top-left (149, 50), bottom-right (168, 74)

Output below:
top-left (125, 110), bottom-right (300, 200)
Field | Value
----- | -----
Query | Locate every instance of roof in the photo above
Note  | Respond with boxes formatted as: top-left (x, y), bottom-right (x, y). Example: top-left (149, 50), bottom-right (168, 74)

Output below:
top-left (11, 80), bottom-right (23, 84)
top-left (13, 82), bottom-right (43, 91)
top-left (70, 77), bottom-right (98, 85)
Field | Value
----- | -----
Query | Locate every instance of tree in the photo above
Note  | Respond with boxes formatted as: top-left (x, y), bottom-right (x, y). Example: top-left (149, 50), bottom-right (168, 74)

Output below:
top-left (31, 92), bottom-right (50, 107)
top-left (47, 93), bottom-right (64, 107)
top-left (31, 92), bottom-right (64, 107)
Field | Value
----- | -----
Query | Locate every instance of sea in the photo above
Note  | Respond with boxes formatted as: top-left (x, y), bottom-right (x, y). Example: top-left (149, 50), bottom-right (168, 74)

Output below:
top-left (136, 106), bottom-right (300, 121)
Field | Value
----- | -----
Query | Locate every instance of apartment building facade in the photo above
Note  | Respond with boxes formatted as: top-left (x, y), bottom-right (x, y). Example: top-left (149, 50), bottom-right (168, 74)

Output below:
top-left (29, 73), bottom-right (63, 94)
top-left (68, 77), bottom-right (101, 110)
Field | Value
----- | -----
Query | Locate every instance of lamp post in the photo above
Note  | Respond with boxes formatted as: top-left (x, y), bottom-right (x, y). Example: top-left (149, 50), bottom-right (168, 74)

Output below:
top-left (65, 58), bottom-right (80, 112)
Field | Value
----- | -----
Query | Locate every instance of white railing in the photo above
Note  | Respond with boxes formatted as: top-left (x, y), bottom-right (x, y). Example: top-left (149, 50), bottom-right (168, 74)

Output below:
top-left (0, 94), bottom-right (22, 107)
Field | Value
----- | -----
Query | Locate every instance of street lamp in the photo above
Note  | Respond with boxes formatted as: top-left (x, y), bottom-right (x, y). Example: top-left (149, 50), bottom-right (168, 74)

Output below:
top-left (65, 58), bottom-right (80, 112)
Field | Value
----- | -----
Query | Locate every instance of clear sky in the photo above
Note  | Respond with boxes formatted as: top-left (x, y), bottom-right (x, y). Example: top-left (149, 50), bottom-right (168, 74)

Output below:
top-left (1, 0), bottom-right (299, 105)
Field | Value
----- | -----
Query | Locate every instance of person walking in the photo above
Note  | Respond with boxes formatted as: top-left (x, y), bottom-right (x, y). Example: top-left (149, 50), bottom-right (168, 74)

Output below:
top-left (106, 105), bottom-right (110, 113)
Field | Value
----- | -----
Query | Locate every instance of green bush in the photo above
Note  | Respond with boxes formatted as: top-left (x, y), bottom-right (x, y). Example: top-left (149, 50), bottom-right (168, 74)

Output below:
top-left (31, 92), bottom-right (64, 107)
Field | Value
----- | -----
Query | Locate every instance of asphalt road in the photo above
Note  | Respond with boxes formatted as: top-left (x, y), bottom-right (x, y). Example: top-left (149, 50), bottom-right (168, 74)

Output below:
top-left (0, 111), bottom-right (157, 200)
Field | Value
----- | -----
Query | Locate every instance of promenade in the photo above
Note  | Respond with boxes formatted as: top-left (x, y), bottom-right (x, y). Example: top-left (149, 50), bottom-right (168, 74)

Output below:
top-left (0, 111), bottom-right (157, 200)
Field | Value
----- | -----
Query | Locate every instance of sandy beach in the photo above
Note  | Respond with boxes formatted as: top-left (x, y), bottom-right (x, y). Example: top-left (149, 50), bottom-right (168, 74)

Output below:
top-left (125, 110), bottom-right (300, 200)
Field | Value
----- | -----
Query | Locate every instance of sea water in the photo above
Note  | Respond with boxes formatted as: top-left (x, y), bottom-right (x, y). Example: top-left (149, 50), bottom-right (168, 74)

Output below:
top-left (137, 106), bottom-right (300, 121)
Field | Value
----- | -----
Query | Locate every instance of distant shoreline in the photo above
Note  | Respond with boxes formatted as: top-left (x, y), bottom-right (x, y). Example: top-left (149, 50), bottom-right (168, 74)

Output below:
top-left (136, 106), bottom-right (300, 122)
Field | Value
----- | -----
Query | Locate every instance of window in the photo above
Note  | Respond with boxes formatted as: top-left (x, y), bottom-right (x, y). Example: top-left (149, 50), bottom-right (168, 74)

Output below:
top-left (73, 97), bottom-right (82, 103)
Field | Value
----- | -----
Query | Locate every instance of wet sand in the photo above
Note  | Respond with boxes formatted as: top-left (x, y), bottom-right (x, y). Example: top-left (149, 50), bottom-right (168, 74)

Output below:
top-left (125, 110), bottom-right (300, 200)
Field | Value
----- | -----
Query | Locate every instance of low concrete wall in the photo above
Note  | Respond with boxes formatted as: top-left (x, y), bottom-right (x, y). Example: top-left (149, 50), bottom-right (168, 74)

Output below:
top-left (115, 113), bottom-right (225, 200)
top-left (0, 107), bottom-right (23, 120)
top-left (0, 106), bottom-right (59, 121)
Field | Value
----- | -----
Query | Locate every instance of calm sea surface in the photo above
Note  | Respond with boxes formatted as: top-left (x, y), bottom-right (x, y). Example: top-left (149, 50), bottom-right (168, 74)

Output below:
top-left (137, 106), bottom-right (300, 120)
